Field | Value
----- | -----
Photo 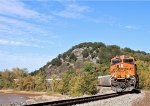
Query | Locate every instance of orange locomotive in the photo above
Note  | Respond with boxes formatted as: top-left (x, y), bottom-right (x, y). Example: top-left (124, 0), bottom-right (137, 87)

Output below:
top-left (110, 55), bottom-right (139, 92)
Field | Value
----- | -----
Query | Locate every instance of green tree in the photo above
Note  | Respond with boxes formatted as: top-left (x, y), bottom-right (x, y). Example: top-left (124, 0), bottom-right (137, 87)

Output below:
top-left (84, 62), bottom-right (95, 73)
top-left (12, 67), bottom-right (28, 78)
top-left (69, 72), bottom-right (98, 96)
top-left (1, 69), bottom-right (15, 88)
top-left (34, 72), bottom-right (46, 91)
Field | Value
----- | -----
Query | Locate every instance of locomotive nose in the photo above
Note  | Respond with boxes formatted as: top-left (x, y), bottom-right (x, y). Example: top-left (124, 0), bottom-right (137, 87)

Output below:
top-left (120, 63), bottom-right (123, 68)
top-left (115, 67), bottom-right (131, 79)
top-left (114, 63), bottom-right (128, 79)
top-left (116, 63), bottom-right (123, 68)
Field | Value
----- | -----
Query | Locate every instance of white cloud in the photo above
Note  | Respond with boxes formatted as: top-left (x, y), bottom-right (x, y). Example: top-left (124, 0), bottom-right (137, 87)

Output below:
top-left (0, 0), bottom-right (54, 21)
top-left (124, 25), bottom-right (138, 30)
top-left (111, 23), bottom-right (140, 30)
top-left (0, 51), bottom-right (54, 71)
top-left (0, 39), bottom-right (22, 45)
top-left (53, 1), bottom-right (90, 18)
top-left (0, 16), bottom-right (59, 48)
top-left (0, 0), bottom-right (39, 18)
top-left (0, 38), bottom-right (47, 48)
top-left (0, 16), bottom-right (46, 35)
top-left (87, 15), bottom-right (116, 25)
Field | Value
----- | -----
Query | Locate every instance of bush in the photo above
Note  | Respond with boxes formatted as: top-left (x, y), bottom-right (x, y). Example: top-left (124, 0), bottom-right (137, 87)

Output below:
top-left (69, 53), bottom-right (77, 61)
top-left (84, 62), bottom-right (95, 73)
top-left (69, 72), bottom-right (98, 96)
top-left (51, 58), bottom-right (62, 66)
top-left (53, 69), bottom-right (98, 96)
top-left (82, 49), bottom-right (89, 58)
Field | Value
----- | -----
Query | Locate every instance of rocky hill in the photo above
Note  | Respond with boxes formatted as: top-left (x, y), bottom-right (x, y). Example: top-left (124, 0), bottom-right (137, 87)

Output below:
top-left (32, 42), bottom-right (150, 78)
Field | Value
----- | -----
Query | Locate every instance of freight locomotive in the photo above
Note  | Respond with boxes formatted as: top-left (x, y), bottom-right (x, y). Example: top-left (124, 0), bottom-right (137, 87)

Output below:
top-left (110, 55), bottom-right (139, 92)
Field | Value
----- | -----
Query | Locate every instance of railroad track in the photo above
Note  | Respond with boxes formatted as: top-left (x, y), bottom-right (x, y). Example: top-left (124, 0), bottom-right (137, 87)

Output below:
top-left (24, 92), bottom-right (128, 106)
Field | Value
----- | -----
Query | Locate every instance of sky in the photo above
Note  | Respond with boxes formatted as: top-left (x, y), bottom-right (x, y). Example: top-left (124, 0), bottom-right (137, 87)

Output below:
top-left (0, 0), bottom-right (150, 72)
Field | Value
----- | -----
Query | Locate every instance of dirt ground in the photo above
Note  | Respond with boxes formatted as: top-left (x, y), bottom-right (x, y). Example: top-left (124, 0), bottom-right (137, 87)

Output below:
top-left (132, 91), bottom-right (150, 106)
top-left (0, 89), bottom-right (71, 105)
top-left (0, 89), bottom-right (45, 95)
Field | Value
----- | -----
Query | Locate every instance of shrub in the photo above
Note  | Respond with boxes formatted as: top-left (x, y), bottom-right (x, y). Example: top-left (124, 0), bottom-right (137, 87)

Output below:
top-left (51, 58), bottom-right (62, 66)
top-left (69, 53), bottom-right (77, 61)
top-left (82, 49), bottom-right (89, 58)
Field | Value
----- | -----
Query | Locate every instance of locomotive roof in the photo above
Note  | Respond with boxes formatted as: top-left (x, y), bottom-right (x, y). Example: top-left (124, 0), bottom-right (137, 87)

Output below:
top-left (111, 55), bottom-right (134, 60)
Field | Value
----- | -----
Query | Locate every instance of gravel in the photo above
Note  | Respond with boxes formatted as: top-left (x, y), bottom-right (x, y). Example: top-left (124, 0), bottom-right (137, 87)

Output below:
top-left (25, 87), bottom-right (145, 106)
top-left (75, 88), bottom-right (144, 106)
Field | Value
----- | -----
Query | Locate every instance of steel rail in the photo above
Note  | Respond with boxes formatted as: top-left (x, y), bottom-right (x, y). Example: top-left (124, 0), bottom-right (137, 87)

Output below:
top-left (24, 92), bottom-right (127, 106)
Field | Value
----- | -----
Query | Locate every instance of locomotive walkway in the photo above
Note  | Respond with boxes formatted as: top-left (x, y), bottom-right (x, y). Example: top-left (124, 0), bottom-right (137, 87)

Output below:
top-left (24, 92), bottom-right (128, 106)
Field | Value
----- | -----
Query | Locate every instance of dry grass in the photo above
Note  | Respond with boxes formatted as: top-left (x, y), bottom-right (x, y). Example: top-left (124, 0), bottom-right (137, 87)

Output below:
top-left (133, 92), bottom-right (150, 106)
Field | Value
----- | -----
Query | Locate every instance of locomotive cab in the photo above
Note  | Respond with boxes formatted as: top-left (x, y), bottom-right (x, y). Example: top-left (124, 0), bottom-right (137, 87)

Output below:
top-left (110, 55), bottom-right (139, 92)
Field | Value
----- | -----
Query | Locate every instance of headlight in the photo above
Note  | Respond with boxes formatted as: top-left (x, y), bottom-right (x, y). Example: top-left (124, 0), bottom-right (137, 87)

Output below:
top-left (127, 74), bottom-right (130, 78)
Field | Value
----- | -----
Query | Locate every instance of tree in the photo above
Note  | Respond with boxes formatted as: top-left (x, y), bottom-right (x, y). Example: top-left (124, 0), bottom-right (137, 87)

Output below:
top-left (69, 72), bottom-right (98, 96)
top-left (34, 72), bottom-right (46, 91)
top-left (1, 69), bottom-right (15, 88)
top-left (84, 62), bottom-right (95, 73)
top-left (12, 67), bottom-right (28, 78)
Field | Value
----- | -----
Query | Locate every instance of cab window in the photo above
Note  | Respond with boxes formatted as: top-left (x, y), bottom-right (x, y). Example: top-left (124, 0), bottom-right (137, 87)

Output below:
top-left (123, 59), bottom-right (134, 64)
top-left (111, 59), bottom-right (121, 65)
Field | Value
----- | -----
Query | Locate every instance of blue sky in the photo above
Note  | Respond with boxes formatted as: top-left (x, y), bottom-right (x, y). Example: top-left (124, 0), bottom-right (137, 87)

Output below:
top-left (0, 0), bottom-right (150, 72)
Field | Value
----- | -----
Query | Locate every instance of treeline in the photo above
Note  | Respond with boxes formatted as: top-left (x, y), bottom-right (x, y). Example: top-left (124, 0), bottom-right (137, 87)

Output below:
top-left (0, 59), bottom-right (150, 95)
top-left (0, 62), bottom-right (106, 96)
top-left (137, 60), bottom-right (150, 89)
top-left (0, 68), bottom-right (46, 91)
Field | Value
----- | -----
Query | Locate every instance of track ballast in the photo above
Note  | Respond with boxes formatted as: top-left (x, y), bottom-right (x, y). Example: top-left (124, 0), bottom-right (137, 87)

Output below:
top-left (24, 92), bottom-right (127, 106)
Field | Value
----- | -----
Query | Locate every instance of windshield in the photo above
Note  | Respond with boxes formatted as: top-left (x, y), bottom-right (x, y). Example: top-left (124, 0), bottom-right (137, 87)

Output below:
top-left (123, 59), bottom-right (134, 64)
top-left (111, 59), bottom-right (121, 65)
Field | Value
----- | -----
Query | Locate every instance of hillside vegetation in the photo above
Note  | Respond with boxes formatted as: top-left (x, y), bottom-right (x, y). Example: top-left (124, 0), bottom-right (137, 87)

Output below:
top-left (33, 42), bottom-right (150, 78)
top-left (0, 42), bottom-right (150, 96)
